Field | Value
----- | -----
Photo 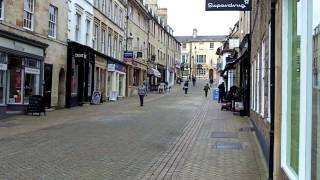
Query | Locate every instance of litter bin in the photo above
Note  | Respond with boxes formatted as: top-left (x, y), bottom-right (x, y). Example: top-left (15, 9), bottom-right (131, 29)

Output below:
top-left (212, 88), bottom-right (219, 101)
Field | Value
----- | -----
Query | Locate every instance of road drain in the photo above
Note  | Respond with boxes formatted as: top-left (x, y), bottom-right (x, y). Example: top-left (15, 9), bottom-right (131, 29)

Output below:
top-left (212, 142), bottom-right (242, 150)
top-left (211, 132), bottom-right (238, 138)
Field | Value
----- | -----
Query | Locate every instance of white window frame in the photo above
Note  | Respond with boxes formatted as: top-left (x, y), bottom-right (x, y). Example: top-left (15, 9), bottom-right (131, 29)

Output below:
top-left (109, 0), bottom-right (113, 19)
top-left (253, 60), bottom-right (256, 111)
top-left (94, 0), bottom-right (99, 8)
top-left (261, 41), bottom-right (265, 117)
top-left (102, 0), bottom-right (106, 14)
top-left (268, 23), bottom-right (272, 122)
top-left (75, 13), bottom-right (81, 42)
top-left (48, 5), bottom-right (58, 38)
top-left (108, 30), bottom-right (112, 56)
top-left (256, 53), bottom-right (260, 113)
top-left (101, 29), bottom-right (106, 54)
top-left (94, 24), bottom-right (99, 51)
top-left (0, 0), bottom-right (4, 20)
top-left (281, 0), bottom-right (312, 180)
top-left (114, 3), bottom-right (118, 24)
top-left (251, 62), bottom-right (254, 109)
top-left (210, 42), bottom-right (214, 49)
top-left (119, 9), bottom-right (123, 28)
top-left (85, 19), bottom-right (91, 46)
top-left (23, 0), bottom-right (34, 30)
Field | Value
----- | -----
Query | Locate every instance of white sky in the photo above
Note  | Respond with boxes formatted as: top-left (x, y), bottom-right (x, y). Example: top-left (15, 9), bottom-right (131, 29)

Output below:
top-left (157, 0), bottom-right (240, 36)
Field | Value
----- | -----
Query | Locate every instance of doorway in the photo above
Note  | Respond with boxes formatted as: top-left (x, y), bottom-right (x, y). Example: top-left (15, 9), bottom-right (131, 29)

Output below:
top-left (58, 68), bottom-right (65, 108)
top-left (44, 64), bottom-right (53, 108)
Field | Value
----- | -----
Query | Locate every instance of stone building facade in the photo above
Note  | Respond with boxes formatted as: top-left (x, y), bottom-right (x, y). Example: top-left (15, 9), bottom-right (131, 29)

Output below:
top-left (0, 0), bottom-right (68, 113)
top-left (250, 0), bottom-right (272, 173)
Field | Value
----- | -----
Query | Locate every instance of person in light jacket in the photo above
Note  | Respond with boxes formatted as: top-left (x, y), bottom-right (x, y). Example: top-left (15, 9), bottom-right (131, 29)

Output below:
top-left (138, 83), bottom-right (147, 106)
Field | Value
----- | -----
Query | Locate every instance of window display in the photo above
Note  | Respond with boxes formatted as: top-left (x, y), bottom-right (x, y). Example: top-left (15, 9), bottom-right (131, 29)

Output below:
top-left (71, 58), bottom-right (78, 97)
top-left (8, 57), bottom-right (22, 104)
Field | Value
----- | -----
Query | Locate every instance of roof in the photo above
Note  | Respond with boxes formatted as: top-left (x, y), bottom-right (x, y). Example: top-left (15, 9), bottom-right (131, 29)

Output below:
top-left (175, 35), bottom-right (227, 43)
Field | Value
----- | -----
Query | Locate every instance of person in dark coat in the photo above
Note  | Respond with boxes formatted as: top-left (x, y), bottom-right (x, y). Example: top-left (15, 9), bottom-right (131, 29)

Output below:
top-left (192, 76), bottom-right (196, 87)
top-left (203, 83), bottom-right (210, 98)
top-left (183, 81), bottom-right (189, 94)
top-left (218, 82), bottom-right (226, 103)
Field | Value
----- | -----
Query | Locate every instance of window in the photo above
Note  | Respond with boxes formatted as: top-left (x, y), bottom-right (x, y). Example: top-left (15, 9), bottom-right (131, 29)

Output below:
top-left (102, 0), bottom-right (106, 14)
top-left (23, 0), bottom-right (34, 30)
top-left (48, 5), bottom-right (57, 38)
top-left (85, 19), bottom-right (91, 46)
top-left (71, 58), bottom-right (78, 97)
top-left (8, 57), bottom-right (22, 104)
top-left (210, 42), bottom-right (214, 49)
top-left (256, 53), bottom-right (260, 113)
top-left (182, 43), bottom-right (186, 49)
top-left (119, 9), bottom-right (123, 28)
top-left (182, 55), bottom-right (186, 64)
top-left (94, 0), bottom-right (99, 8)
top-left (261, 41), bottom-right (265, 117)
top-left (109, 0), bottom-right (113, 19)
top-left (114, 4), bottom-right (118, 23)
top-left (196, 55), bottom-right (206, 64)
top-left (108, 30), bottom-right (112, 56)
top-left (199, 43), bottom-right (204, 50)
top-left (101, 29), bottom-right (106, 54)
top-left (0, 53), bottom-right (7, 105)
top-left (119, 38), bottom-right (123, 59)
top-left (0, 0), bottom-right (4, 19)
top-left (93, 24), bottom-right (99, 50)
top-left (75, 13), bottom-right (81, 41)
top-left (282, 0), bottom-right (301, 177)
top-left (128, 5), bottom-right (133, 20)
top-left (113, 35), bottom-right (118, 58)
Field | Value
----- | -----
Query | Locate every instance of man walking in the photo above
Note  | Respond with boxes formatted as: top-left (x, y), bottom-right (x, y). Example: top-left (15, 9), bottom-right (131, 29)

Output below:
top-left (203, 83), bottom-right (210, 98)
top-left (218, 82), bottom-right (226, 103)
top-left (192, 76), bottom-right (196, 87)
top-left (138, 83), bottom-right (147, 106)
top-left (183, 80), bottom-right (189, 95)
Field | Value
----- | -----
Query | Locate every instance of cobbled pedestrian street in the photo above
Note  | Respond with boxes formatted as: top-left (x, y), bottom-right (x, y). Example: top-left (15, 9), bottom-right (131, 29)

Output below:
top-left (0, 80), bottom-right (268, 180)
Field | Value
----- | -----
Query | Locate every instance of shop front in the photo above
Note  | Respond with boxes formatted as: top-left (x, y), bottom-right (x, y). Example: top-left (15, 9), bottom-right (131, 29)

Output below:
top-left (66, 42), bottom-right (95, 108)
top-left (126, 60), bottom-right (148, 96)
top-left (157, 64), bottom-right (166, 83)
top-left (0, 30), bottom-right (47, 114)
top-left (94, 53), bottom-right (107, 101)
top-left (107, 58), bottom-right (126, 101)
top-left (147, 64), bottom-right (161, 91)
top-left (281, 0), bottom-right (318, 179)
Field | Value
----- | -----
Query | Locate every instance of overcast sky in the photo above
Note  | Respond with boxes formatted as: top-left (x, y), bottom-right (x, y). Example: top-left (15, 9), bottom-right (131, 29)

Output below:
top-left (157, 0), bottom-right (240, 36)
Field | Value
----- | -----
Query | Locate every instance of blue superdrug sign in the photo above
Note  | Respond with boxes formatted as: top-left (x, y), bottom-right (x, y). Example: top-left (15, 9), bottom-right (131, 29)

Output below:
top-left (206, 0), bottom-right (251, 11)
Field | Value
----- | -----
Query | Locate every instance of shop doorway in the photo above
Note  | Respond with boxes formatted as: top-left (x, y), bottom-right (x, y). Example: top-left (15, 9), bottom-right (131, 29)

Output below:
top-left (44, 64), bottom-right (53, 108)
top-left (58, 68), bottom-right (65, 108)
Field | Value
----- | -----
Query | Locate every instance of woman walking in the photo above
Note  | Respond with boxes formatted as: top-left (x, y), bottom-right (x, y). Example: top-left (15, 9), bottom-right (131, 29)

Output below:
top-left (137, 83), bottom-right (147, 106)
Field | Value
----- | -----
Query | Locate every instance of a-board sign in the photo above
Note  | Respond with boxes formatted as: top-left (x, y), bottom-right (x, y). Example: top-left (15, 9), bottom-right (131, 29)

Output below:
top-left (206, 0), bottom-right (251, 11)
top-left (91, 91), bottom-right (102, 104)
top-left (109, 91), bottom-right (118, 101)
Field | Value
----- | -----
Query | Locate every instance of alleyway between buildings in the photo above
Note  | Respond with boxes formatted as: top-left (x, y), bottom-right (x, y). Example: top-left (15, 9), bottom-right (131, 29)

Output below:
top-left (0, 80), bottom-right (267, 180)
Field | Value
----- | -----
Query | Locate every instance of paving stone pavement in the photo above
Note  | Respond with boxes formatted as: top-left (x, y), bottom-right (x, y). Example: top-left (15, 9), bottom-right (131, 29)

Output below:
top-left (0, 80), bottom-right (268, 180)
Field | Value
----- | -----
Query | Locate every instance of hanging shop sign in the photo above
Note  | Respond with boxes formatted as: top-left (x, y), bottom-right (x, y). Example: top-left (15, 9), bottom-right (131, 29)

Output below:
top-left (205, 0), bottom-right (251, 11)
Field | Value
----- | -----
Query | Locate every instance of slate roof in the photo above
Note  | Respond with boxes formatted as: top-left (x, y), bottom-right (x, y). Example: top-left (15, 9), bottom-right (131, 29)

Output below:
top-left (175, 35), bottom-right (227, 43)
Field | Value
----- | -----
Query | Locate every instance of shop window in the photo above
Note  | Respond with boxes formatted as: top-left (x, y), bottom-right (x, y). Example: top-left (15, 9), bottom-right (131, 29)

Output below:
top-left (133, 69), bottom-right (139, 86)
top-left (312, 0), bottom-right (320, 179)
top-left (0, 53), bottom-right (7, 105)
top-left (107, 71), bottom-right (112, 97)
top-left (0, 0), bottom-right (4, 20)
top-left (23, 73), bottom-right (39, 104)
top-left (71, 58), bottom-right (78, 97)
top-left (88, 63), bottom-right (92, 96)
top-left (282, 0), bottom-right (301, 176)
top-left (8, 58), bottom-right (22, 104)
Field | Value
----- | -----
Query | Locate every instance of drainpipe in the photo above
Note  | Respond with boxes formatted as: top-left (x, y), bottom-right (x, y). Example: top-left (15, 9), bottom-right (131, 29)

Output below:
top-left (268, 1), bottom-right (276, 180)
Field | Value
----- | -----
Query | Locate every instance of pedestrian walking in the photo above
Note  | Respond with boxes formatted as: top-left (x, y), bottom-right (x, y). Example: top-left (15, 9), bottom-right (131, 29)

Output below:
top-left (209, 79), bottom-right (214, 87)
top-left (183, 81), bottom-right (189, 94)
top-left (203, 83), bottom-right (210, 98)
top-left (192, 76), bottom-right (196, 87)
top-left (218, 82), bottom-right (226, 103)
top-left (137, 83), bottom-right (147, 106)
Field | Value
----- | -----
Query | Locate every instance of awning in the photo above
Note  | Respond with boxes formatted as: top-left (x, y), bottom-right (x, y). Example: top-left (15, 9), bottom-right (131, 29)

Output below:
top-left (220, 50), bottom-right (249, 76)
top-left (148, 68), bottom-right (161, 78)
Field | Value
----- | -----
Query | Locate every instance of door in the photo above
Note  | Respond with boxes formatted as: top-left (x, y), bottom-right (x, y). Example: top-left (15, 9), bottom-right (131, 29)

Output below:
top-left (44, 64), bottom-right (53, 108)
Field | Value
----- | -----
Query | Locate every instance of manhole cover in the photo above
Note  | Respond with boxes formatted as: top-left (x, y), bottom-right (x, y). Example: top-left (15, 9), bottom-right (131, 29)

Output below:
top-left (212, 142), bottom-right (242, 150)
top-left (211, 132), bottom-right (238, 138)
top-left (239, 127), bottom-right (255, 132)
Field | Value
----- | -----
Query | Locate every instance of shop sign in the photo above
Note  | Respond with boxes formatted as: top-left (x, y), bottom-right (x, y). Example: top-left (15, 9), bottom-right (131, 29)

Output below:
top-left (108, 64), bottom-right (116, 71)
top-left (25, 67), bottom-right (40, 74)
top-left (0, 63), bottom-right (7, 70)
top-left (124, 51), bottom-right (134, 61)
top-left (115, 64), bottom-right (126, 73)
top-left (74, 53), bottom-right (87, 59)
top-left (205, 0), bottom-right (251, 11)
